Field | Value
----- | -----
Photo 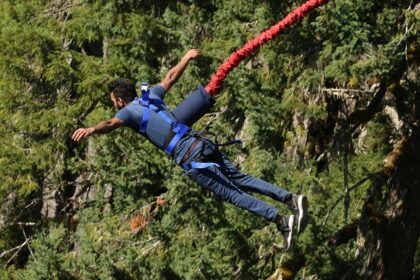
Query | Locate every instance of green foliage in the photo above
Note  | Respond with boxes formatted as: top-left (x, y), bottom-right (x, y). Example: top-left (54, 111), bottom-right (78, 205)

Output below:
top-left (0, 0), bottom-right (418, 279)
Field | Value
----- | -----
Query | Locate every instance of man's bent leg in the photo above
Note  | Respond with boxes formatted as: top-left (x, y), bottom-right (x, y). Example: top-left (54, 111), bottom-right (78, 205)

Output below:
top-left (187, 165), bottom-right (279, 222)
top-left (220, 154), bottom-right (292, 203)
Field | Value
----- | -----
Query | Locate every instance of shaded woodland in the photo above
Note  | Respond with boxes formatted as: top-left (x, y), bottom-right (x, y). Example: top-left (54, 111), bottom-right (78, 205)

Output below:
top-left (0, 0), bottom-right (419, 279)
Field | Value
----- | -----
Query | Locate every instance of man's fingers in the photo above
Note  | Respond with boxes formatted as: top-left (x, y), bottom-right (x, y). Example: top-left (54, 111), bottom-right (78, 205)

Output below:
top-left (72, 129), bottom-right (82, 141)
top-left (78, 131), bottom-right (87, 141)
top-left (72, 129), bottom-right (86, 142)
top-left (74, 132), bottom-right (82, 142)
top-left (72, 129), bottom-right (80, 140)
top-left (187, 49), bottom-right (201, 59)
top-left (73, 131), bottom-right (81, 142)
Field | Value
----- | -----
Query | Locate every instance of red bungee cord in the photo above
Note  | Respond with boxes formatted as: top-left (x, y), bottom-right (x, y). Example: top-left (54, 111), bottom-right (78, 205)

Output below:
top-left (205, 0), bottom-right (329, 96)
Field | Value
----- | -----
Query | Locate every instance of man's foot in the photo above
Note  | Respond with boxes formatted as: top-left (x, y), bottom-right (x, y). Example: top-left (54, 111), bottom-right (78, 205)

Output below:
top-left (276, 215), bottom-right (295, 250)
top-left (287, 195), bottom-right (309, 233)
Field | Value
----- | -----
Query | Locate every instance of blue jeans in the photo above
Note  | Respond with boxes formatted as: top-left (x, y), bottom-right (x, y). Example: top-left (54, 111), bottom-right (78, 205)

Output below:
top-left (176, 138), bottom-right (292, 222)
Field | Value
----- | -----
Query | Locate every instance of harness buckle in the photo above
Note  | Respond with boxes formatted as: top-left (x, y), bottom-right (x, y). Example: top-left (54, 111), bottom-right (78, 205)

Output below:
top-left (141, 82), bottom-right (148, 92)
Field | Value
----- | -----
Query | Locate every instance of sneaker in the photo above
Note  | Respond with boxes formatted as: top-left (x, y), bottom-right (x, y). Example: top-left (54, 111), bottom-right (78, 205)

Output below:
top-left (277, 215), bottom-right (295, 250)
top-left (287, 195), bottom-right (309, 233)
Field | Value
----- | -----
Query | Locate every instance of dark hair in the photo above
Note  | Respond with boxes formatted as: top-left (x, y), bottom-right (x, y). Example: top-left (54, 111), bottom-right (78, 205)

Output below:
top-left (108, 78), bottom-right (137, 102)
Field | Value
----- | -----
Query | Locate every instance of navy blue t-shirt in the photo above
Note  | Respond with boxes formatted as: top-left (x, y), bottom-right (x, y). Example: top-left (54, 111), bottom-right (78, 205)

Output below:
top-left (114, 84), bottom-right (196, 163)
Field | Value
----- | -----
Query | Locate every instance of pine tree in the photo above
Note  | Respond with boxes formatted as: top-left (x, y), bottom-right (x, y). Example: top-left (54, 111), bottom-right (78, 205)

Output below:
top-left (0, 0), bottom-right (418, 279)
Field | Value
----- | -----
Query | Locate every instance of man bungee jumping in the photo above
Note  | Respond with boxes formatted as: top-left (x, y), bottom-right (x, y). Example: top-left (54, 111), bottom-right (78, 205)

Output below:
top-left (72, 49), bottom-right (309, 250)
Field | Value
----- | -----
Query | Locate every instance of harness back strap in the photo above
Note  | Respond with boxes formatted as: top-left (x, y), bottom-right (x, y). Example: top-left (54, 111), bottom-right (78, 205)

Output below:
top-left (138, 82), bottom-right (190, 156)
top-left (139, 83), bottom-right (150, 133)
top-left (138, 82), bottom-right (220, 171)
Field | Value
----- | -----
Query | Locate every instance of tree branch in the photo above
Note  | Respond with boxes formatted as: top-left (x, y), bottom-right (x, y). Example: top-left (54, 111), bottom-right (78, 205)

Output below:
top-left (0, 241), bottom-right (27, 259)
top-left (21, 226), bottom-right (37, 263)
top-left (323, 176), bottom-right (371, 226)
top-left (267, 248), bottom-right (306, 280)
top-left (73, 100), bottom-right (99, 126)
top-left (347, 81), bottom-right (387, 132)
top-left (328, 221), bottom-right (358, 246)
top-left (41, 1), bottom-right (81, 19)
top-left (1, 239), bottom-right (31, 265)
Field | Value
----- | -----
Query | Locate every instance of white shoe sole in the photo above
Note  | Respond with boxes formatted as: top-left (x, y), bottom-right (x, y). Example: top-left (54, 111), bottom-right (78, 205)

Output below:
top-left (285, 215), bottom-right (294, 250)
top-left (297, 196), bottom-right (308, 233)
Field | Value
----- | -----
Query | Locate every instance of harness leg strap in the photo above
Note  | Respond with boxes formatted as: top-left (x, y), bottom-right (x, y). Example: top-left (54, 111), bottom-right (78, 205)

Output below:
top-left (182, 162), bottom-right (221, 171)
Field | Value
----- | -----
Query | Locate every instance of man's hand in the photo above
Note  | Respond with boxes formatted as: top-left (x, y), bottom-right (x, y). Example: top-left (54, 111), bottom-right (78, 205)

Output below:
top-left (161, 49), bottom-right (202, 92)
top-left (72, 118), bottom-right (123, 142)
top-left (185, 49), bottom-right (201, 60)
top-left (72, 127), bottom-right (95, 142)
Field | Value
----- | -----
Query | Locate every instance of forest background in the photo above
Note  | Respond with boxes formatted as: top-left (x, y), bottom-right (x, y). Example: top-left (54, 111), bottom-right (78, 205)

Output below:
top-left (0, 0), bottom-right (419, 279)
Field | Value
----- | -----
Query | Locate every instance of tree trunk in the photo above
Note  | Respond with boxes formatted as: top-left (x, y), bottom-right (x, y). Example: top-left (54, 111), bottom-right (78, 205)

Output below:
top-left (360, 128), bottom-right (420, 279)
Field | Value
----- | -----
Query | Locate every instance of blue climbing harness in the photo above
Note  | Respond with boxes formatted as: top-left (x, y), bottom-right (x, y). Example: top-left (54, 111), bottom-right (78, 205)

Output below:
top-left (138, 82), bottom-right (190, 156)
top-left (137, 82), bottom-right (219, 171)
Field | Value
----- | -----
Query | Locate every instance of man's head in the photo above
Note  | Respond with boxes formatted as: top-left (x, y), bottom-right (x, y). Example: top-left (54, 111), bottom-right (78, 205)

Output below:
top-left (108, 78), bottom-right (137, 109)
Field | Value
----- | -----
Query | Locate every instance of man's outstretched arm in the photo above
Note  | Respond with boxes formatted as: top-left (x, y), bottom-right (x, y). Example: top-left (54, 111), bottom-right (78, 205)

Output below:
top-left (160, 49), bottom-right (200, 92)
top-left (72, 117), bottom-right (124, 142)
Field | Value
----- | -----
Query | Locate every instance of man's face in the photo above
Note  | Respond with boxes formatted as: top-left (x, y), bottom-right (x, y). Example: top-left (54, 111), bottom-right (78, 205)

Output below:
top-left (110, 92), bottom-right (124, 110)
